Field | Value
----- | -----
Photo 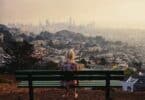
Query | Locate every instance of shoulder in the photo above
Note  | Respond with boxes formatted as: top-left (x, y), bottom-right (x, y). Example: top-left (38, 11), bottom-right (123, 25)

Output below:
top-left (71, 62), bottom-right (78, 70)
top-left (71, 62), bottom-right (77, 66)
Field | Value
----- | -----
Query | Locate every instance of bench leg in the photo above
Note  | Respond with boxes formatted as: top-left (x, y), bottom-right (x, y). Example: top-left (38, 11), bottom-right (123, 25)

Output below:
top-left (105, 76), bottom-right (111, 100)
top-left (105, 88), bottom-right (111, 100)
top-left (29, 80), bottom-right (34, 100)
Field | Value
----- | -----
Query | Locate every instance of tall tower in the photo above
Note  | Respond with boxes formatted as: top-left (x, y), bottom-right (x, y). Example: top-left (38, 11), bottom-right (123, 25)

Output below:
top-left (45, 19), bottom-right (50, 31)
top-left (45, 20), bottom-right (50, 27)
top-left (68, 17), bottom-right (74, 30)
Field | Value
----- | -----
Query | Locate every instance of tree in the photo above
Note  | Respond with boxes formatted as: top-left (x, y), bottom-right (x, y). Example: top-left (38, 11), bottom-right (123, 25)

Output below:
top-left (100, 57), bottom-right (107, 65)
top-left (80, 59), bottom-right (87, 66)
top-left (0, 24), bottom-right (39, 71)
top-left (3, 40), bottom-right (39, 70)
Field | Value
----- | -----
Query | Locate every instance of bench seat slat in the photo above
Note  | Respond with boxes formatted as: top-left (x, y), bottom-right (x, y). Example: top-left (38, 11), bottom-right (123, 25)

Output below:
top-left (18, 80), bottom-right (122, 88)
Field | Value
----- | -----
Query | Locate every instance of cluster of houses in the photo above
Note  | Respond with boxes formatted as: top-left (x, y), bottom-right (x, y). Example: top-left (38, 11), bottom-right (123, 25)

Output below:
top-left (0, 24), bottom-right (144, 71)
top-left (28, 32), bottom-right (144, 71)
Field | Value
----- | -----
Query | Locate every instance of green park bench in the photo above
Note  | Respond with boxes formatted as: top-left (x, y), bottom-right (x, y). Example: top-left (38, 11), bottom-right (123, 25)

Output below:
top-left (15, 70), bottom-right (124, 100)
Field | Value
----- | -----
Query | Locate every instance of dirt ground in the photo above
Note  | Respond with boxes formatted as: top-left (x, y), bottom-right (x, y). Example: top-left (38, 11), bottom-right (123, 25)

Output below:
top-left (1, 83), bottom-right (145, 100)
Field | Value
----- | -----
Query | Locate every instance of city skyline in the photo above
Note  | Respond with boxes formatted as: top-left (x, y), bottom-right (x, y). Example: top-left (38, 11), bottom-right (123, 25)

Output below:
top-left (1, 0), bottom-right (145, 29)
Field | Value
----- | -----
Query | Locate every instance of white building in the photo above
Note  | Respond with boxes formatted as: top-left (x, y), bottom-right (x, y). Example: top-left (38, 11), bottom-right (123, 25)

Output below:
top-left (0, 33), bottom-right (4, 44)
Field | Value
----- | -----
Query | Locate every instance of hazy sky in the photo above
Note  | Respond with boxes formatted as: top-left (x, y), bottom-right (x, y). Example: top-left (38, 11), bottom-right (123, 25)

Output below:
top-left (1, 0), bottom-right (145, 29)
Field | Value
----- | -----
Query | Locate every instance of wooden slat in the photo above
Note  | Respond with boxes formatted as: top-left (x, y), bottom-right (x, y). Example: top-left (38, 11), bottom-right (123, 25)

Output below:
top-left (18, 80), bottom-right (122, 88)
top-left (16, 75), bottom-right (124, 81)
top-left (15, 70), bottom-right (124, 75)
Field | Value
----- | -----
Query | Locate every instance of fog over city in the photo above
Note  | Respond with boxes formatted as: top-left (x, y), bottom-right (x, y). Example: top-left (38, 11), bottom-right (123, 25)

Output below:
top-left (1, 0), bottom-right (145, 28)
top-left (7, 20), bottom-right (145, 46)
top-left (1, 0), bottom-right (145, 44)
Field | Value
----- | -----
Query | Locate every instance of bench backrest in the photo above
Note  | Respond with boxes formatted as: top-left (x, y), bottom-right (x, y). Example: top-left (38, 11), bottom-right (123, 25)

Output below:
top-left (15, 70), bottom-right (124, 81)
top-left (15, 70), bottom-right (124, 100)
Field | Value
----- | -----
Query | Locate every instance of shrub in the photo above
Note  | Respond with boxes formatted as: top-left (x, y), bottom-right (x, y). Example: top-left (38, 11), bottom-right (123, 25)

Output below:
top-left (124, 67), bottom-right (137, 77)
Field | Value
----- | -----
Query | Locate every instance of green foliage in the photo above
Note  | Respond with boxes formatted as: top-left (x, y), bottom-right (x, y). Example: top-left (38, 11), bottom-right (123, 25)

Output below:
top-left (4, 40), bottom-right (39, 69)
top-left (124, 67), bottom-right (137, 77)
top-left (46, 61), bottom-right (58, 70)
top-left (80, 59), bottom-right (87, 66)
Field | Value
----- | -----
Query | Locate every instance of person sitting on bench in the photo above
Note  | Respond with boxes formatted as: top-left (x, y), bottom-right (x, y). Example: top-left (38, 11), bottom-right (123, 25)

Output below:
top-left (60, 49), bottom-right (78, 99)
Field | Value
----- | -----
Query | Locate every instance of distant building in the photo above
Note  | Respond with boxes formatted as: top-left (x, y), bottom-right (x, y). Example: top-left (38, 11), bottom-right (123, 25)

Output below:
top-left (0, 33), bottom-right (4, 44)
top-left (32, 40), bottom-right (46, 47)
top-left (15, 37), bottom-right (23, 42)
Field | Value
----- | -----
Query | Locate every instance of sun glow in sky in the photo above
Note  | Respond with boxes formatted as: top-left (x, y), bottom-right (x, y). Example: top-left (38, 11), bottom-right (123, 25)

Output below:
top-left (1, 0), bottom-right (145, 29)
